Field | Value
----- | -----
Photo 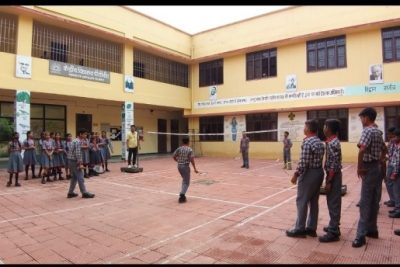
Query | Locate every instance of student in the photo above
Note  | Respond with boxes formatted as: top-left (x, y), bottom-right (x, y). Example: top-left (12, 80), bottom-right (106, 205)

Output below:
top-left (99, 131), bottom-right (113, 172)
top-left (286, 119), bottom-right (325, 238)
top-left (88, 135), bottom-right (101, 177)
top-left (352, 107), bottom-right (386, 248)
top-left (384, 127), bottom-right (397, 207)
top-left (173, 136), bottom-right (198, 203)
top-left (23, 130), bottom-right (37, 180)
top-left (64, 133), bottom-right (73, 179)
top-left (37, 131), bottom-right (45, 178)
top-left (283, 131), bottom-right (293, 170)
top-left (319, 119), bottom-right (342, 243)
top-left (66, 128), bottom-right (95, 199)
top-left (388, 128), bottom-right (400, 218)
top-left (240, 131), bottom-right (250, 169)
top-left (7, 132), bottom-right (24, 187)
top-left (53, 132), bottom-right (65, 180)
top-left (80, 133), bottom-right (90, 178)
top-left (127, 125), bottom-right (140, 168)
top-left (41, 131), bottom-right (54, 184)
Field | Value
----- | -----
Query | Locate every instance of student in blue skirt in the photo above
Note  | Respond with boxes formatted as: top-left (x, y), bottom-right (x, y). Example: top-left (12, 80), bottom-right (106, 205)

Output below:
top-left (23, 130), bottom-right (37, 180)
top-left (53, 132), bottom-right (66, 180)
top-left (7, 132), bottom-right (24, 187)
top-left (37, 131), bottom-right (45, 178)
top-left (99, 131), bottom-right (113, 172)
top-left (41, 131), bottom-right (55, 184)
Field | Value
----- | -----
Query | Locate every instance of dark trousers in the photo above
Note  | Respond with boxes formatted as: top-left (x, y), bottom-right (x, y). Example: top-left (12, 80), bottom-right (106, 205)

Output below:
top-left (128, 147), bottom-right (138, 166)
top-left (295, 168), bottom-right (324, 231)
top-left (356, 161), bottom-right (381, 238)
top-left (326, 171), bottom-right (342, 236)
top-left (178, 164), bottom-right (190, 195)
top-left (242, 150), bottom-right (249, 167)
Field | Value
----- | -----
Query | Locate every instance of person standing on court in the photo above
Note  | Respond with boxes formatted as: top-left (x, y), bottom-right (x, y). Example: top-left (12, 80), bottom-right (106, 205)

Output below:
top-left (352, 107), bottom-right (386, 248)
top-left (286, 119), bottom-right (325, 238)
top-left (283, 131), bottom-right (293, 170)
top-left (126, 125), bottom-right (140, 168)
top-left (240, 131), bottom-right (250, 169)
top-left (319, 119), bottom-right (342, 243)
top-left (173, 136), bottom-right (198, 203)
top-left (66, 128), bottom-right (95, 199)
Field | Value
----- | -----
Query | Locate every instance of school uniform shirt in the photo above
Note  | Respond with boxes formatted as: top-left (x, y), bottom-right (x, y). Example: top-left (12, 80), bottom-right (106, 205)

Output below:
top-left (389, 144), bottom-right (400, 175)
top-left (324, 135), bottom-right (342, 174)
top-left (240, 137), bottom-right (250, 152)
top-left (283, 138), bottom-right (292, 151)
top-left (358, 126), bottom-right (385, 162)
top-left (296, 135), bottom-right (325, 176)
top-left (173, 146), bottom-right (193, 165)
top-left (67, 138), bottom-right (83, 163)
top-left (388, 140), bottom-right (396, 160)
top-left (127, 131), bottom-right (138, 148)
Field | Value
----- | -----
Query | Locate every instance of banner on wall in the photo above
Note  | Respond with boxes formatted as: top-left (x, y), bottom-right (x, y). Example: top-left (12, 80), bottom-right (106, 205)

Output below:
top-left (15, 90), bottom-right (31, 157)
top-left (224, 115), bottom-right (246, 142)
top-left (121, 101), bottom-right (134, 160)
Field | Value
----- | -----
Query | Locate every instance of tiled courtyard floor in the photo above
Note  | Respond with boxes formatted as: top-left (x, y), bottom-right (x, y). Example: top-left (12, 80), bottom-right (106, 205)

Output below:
top-left (0, 156), bottom-right (399, 264)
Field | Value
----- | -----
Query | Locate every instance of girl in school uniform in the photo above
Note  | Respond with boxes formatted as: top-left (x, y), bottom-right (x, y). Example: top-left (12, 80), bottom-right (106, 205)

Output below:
top-left (53, 132), bottom-right (66, 180)
top-left (89, 135), bottom-right (101, 177)
top-left (64, 133), bottom-right (73, 180)
top-left (37, 131), bottom-right (45, 178)
top-left (23, 130), bottom-right (37, 180)
top-left (7, 132), bottom-right (24, 187)
top-left (80, 134), bottom-right (90, 178)
top-left (99, 131), bottom-right (113, 172)
top-left (41, 131), bottom-right (54, 184)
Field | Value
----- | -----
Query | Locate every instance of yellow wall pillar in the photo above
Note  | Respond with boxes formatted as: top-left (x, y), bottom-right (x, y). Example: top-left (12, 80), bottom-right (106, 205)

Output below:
top-left (16, 15), bottom-right (33, 56)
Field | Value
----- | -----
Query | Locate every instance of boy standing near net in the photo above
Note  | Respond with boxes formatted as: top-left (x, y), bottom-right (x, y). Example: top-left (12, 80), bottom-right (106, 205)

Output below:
top-left (240, 131), bottom-right (250, 169)
top-left (283, 131), bottom-right (293, 170)
top-left (173, 136), bottom-right (198, 203)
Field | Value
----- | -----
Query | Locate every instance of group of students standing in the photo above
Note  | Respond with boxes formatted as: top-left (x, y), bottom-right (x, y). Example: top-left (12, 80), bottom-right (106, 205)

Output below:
top-left (6, 130), bottom-right (113, 187)
top-left (284, 107), bottom-right (400, 247)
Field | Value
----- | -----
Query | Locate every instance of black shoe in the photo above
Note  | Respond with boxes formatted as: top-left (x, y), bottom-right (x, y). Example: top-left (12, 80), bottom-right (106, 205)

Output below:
top-left (389, 209), bottom-right (397, 214)
top-left (58, 176), bottom-right (64, 180)
top-left (240, 165), bottom-right (245, 168)
top-left (82, 192), bottom-right (95, 198)
top-left (6, 181), bottom-right (11, 187)
top-left (366, 231), bottom-right (379, 239)
top-left (384, 200), bottom-right (395, 206)
top-left (15, 183), bottom-right (21, 187)
top-left (32, 175), bottom-right (38, 179)
top-left (394, 229), bottom-right (400, 236)
top-left (323, 226), bottom-right (341, 236)
top-left (286, 229), bottom-right (306, 238)
top-left (305, 228), bottom-right (317, 237)
top-left (356, 202), bottom-right (360, 207)
top-left (84, 174), bottom-right (89, 178)
top-left (389, 212), bottom-right (400, 218)
top-left (67, 192), bottom-right (79, 198)
top-left (178, 194), bottom-right (187, 203)
top-left (106, 169), bottom-right (110, 172)
top-left (352, 237), bottom-right (366, 248)
top-left (319, 233), bottom-right (340, 243)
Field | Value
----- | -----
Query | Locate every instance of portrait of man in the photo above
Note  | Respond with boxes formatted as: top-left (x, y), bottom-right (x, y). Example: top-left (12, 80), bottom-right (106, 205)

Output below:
top-left (369, 64), bottom-right (383, 84)
top-left (286, 74), bottom-right (297, 91)
top-left (209, 85), bottom-right (217, 100)
top-left (16, 55), bottom-right (32, 79)
top-left (124, 75), bottom-right (134, 93)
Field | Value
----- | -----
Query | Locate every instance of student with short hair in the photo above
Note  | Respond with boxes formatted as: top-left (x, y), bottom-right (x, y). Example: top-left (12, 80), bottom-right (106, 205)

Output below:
top-left (319, 119), bottom-right (342, 243)
top-left (240, 131), bottom-right (250, 169)
top-left (352, 107), bottom-right (386, 248)
top-left (173, 136), bottom-right (198, 203)
top-left (286, 119), bottom-right (325, 238)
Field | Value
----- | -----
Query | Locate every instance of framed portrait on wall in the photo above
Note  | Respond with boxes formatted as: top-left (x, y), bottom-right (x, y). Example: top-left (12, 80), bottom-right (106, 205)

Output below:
top-left (110, 127), bottom-right (121, 141)
top-left (369, 64), bottom-right (383, 84)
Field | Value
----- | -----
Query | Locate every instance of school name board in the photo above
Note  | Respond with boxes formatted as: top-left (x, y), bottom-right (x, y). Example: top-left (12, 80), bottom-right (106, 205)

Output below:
top-left (49, 61), bottom-right (110, 83)
top-left (194, 82), bottom-right (400, 109)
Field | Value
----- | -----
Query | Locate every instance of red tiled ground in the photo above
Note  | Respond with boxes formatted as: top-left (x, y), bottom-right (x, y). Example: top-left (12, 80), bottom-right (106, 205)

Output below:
top-left (0, 156), bottom-right (399, 264)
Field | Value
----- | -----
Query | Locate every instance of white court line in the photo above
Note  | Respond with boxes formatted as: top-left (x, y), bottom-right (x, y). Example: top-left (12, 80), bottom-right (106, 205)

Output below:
top-left (0, 198), bottom-right (127, 224)
top-left (235, 162), bottom-right (282, 174)
top-left (161, 194), bottom-right (297, 264)
top-left (108, 184), bottom-right (296, 263)
top-left (100, 181), bottom-right (270, 209)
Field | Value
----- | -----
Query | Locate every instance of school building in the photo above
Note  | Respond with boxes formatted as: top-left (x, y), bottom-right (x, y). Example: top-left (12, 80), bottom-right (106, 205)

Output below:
top-left (0, 6), bottom-right (399, 162)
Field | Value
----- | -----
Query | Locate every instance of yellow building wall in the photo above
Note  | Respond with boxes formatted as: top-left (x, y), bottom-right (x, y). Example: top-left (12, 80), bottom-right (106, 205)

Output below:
top-left (29, 5), bottom-right (192, 58)
top-left (192, 6), bottom-right (400, 59)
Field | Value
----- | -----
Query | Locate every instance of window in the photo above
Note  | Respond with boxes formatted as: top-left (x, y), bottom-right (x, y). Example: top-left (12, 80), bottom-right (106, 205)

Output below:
top-left (307, 109), bottom-right (348, 141)
top-left (199, 116), bottom-right (224, 141)
top-left (32, 21), bottom-right (122, 73)
top-left (0, 12), bottom-right (17, 54)
top-left (246, 48), bottom-right (277, 80)
top-left (133, 50), bottom-right (189, 87)
top-left (382, 27), bottom-right (400, 62)
top-left (246, 113), bottom-right (278, 141)
top-left (307, 36), bottom-right (346, 72)
top-left (199, 59), bottom-right (223, 87)
top-left (30, 104), bottom-right (66, 139)
top-left (385, 106), bottom-right (400, 141)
